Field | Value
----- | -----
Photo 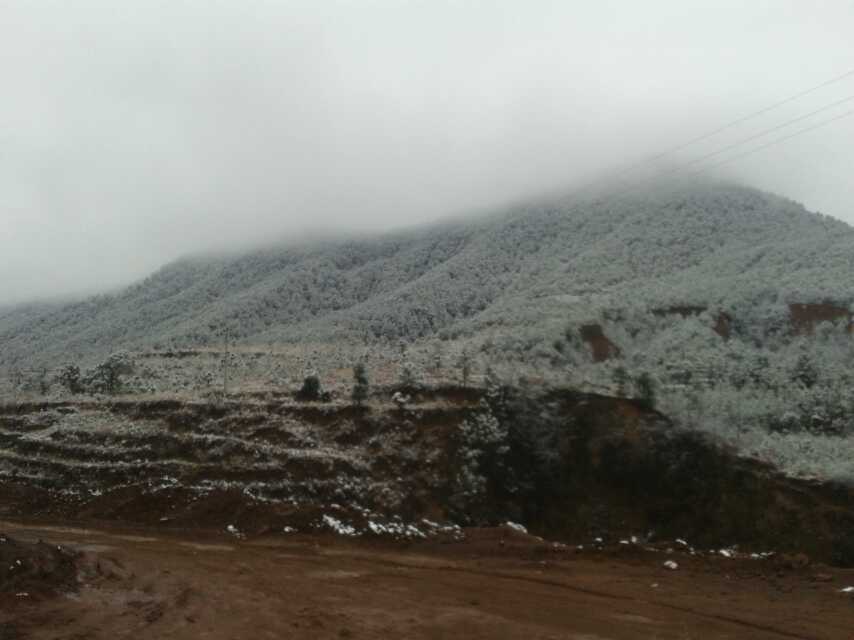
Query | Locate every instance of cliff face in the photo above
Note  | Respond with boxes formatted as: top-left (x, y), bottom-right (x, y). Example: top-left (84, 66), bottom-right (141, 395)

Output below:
top-left (2, 388), bottom-right (853, 565)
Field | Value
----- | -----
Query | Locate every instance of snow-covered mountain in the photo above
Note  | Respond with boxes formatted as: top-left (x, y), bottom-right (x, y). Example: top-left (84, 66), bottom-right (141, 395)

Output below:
top-left (2, 178), bottom-right (851, 368)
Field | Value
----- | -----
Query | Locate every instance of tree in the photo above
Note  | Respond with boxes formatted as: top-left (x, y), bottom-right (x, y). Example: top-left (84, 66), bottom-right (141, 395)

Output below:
top-left (431, 342), bottom-right (443, 377)
top-left (85, 353), bottom-right (134, 395)
top-left (57, 364), bottom-right (83, 395)
top-left (635, 372), bottom-right (656, 409)
top-left (351, 362), bottom-right (369, 407)
top-left (296, 374), bottom-right (321, 401)
top-left (399, 360), bottom-right (418, 388)
top-left (792, 353), bottom-right (818, 389)
top-left (391, 390), bottom-right (409, 409)
top-left (458, 350), bottom-right (472, 386)
top-left (4, 368), bottom-right (24, 403)
top-left (484, 364), bottom-right (500, 393)
top-left (612, 366), bottom-right (629, 396)
top-left (35, 366), bottom-right (50, 396)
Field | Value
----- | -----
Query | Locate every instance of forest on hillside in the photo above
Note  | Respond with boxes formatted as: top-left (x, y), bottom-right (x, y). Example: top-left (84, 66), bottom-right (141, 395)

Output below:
top-left (1, 180), bottom-right (853, 483)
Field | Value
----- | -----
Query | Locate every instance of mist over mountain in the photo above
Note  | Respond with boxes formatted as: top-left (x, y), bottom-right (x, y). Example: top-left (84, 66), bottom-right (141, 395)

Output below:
top-left (1, 179), bottom-right (851, 369)
top-left (6, 6), bottom-right (854, 633)
top-left (3, 1), bottom-right (854, 305)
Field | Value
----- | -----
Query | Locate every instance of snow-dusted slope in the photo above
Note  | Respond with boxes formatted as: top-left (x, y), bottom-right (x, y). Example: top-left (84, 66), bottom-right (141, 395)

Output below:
top-left (1, 178), bottom-right (852, 366)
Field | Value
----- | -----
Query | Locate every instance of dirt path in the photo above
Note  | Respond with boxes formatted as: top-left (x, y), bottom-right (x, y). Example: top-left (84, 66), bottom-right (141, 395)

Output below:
top-left (2, 520), bottom-right (853, 639)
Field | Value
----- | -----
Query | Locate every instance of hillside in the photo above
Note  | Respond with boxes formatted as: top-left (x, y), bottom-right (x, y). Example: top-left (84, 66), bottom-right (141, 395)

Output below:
top-left (1, 178), bottom-right (852, 367)
top-left (3, 389), bottom-right (854, 565)
top-left (3, 179), bottom-right (854, 486)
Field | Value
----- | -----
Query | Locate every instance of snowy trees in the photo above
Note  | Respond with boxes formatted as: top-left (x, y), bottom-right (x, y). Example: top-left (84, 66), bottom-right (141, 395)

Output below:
top-left (451, 402), bottom-right (509, 517)
top-left (0, 181), bottom-right (853, 478)
top-left (398, 360), bottom-right (419, 389)
top-left (791, 353), bottom-right (818, 389)
top-left (351, 362), bottom-right (369, 406)
top-left (1, 180), bottom-right (853, 371)
top-left (57, 365), bottom-right (83, 394)
top-left (84, 353), bottom-right (135, 395)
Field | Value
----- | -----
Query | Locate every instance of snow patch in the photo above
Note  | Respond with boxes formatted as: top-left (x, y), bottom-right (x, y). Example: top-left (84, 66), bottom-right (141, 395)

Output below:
top-left (504, 522), bottom-right (528, 534)
top-left (321, 515), bottom-right (358, 537)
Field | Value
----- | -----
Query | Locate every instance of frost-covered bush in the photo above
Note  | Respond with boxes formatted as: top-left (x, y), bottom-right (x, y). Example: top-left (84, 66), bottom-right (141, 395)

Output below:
top-left (398, 360), bottom-right (420, 389)
top-left (57, 364), bottom-right (83, 394)
top-left (391, 391), bottom-right (409, 409)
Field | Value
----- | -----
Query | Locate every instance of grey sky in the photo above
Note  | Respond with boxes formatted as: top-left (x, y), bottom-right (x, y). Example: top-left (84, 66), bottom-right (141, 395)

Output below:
top-left (2, 0), bottom-right (853, 303)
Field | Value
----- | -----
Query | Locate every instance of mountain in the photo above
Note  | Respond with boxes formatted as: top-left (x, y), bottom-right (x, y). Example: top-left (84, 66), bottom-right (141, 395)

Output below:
top-left (3, 178), bottom-right (854, 483)
top-left (1, 178), bottom-right (852, 368)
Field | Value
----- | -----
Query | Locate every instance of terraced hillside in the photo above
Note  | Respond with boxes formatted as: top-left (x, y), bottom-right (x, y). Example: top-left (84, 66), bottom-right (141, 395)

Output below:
top-left (2, 388), bottom-right (854, 566)
top-left (0, 398), bottom-right (466, 523)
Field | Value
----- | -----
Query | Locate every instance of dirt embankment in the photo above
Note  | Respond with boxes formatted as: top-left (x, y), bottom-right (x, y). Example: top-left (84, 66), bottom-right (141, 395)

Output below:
top-left (1, 387), bottom-right (854, 567)
top-left (0, 533), bottom-right (77, 600)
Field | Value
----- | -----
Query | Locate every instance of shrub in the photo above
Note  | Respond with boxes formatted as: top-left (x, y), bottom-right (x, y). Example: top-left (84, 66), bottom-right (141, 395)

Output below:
top-left (57, 364), bottom-right (83, 394)
top-left (296, 375), bottom-right (322, 401)
top-left (351, 363), bottom-right (369, 406)
top-left (635, 372), bottom-right (656, 409)
top-left (84, 353), bottom-right (134, 395)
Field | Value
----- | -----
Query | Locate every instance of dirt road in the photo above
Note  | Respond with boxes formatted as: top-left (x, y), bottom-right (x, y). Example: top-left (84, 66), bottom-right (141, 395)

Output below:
top-left (1, 521), bottom-right (853, 639)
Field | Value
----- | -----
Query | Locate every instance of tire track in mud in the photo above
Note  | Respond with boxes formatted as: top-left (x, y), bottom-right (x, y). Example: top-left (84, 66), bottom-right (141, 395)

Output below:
top-left (309, 549), bottom-right (833, 640)
top-left (0, 521), bottom-right (846, 640)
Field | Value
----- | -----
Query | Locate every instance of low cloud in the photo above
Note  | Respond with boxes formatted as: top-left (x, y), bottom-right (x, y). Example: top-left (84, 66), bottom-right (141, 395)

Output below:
top-left (2, 0), bottom-right (853, 303)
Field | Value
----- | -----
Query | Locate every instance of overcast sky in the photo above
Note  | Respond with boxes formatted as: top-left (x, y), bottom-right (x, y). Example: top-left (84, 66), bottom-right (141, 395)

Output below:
top-left (2, 0), bottom-right (853, 304)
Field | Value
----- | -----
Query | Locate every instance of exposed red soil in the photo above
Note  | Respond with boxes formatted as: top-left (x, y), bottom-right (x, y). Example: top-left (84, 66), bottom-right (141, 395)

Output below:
top-left (1, 520), bottom-right (853, 640)
top-left (652, 305), bottom-right (708, 318)
top-left (651, 306), bottom-right (732, 339)
top-left (4, 390), bottom-right (854, 567)
top-left (579, 324), bottom-right (621, 362)
top-left (712, 312), bottom-right (732, 339)
top-left (789, 303), bottom-right (853, 335)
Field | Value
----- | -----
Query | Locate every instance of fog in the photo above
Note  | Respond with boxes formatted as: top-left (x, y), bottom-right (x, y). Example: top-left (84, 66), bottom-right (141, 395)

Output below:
top-left (2, 0), bottom-right (853, 304)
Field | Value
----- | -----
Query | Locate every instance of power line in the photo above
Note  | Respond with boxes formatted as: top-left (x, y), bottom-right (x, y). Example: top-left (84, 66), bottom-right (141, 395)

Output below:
top-left (692, 108), bottom-right (854, 174)
top-left (574, 65), bottom-right (854, 194)
top-left (596, 106), bottom-right (854, 206)
top-left (616, 93), bottom-right (854, 189)
top-left (643, 67), bottom-right (854, 163)
top-left (677, 93), bottom-right (854, 170)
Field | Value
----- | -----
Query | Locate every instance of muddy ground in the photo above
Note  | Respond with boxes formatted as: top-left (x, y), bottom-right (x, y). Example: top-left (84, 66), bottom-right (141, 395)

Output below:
top-left (1, 520), bottom-right (853, 640)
